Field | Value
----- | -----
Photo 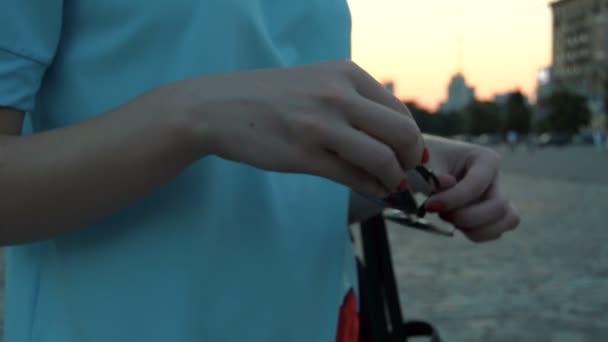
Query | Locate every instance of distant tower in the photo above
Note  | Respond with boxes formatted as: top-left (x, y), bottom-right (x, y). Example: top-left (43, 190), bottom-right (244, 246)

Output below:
top-left (439, 34), bottom-right (475, 113)
top-left (457, 35), bottom-right (464, 74)
top-left (439, 74), bottom-right (475, 113)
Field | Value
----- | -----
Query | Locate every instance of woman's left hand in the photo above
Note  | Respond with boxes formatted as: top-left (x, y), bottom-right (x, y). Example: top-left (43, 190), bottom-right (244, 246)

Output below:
top-left (423, 135), bottom-right (521, 243)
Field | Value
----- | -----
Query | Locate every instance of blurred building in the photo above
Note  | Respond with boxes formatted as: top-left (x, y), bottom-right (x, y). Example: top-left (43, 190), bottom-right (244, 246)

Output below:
top-left (535, 67), bottom-right (554, 100)
top-left (551, 0), bottom-right (608, 128)
top-left (534, 67), bottom-right (555, 123)
top-left (493, 94), bottom-right (510, 106)
top-left (439, 73), bottom-right (475, 113)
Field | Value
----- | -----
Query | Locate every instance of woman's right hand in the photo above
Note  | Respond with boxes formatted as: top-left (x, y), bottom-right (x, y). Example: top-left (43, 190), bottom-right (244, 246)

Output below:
top-left (168, 60), bottom-right (424, 197)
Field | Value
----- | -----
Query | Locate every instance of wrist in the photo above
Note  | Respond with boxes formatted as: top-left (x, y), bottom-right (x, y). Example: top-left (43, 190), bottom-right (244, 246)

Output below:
top-left (153, 82), bottom-right (215, 161)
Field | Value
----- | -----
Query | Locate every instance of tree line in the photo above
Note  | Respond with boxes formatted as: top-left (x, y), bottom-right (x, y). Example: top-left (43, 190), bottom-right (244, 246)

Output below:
top-left (407, 90), bottom-right (594, 137)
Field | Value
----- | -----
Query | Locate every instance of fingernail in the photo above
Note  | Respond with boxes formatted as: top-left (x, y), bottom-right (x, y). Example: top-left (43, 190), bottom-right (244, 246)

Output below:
top-left (397, 178), bottom-right (409, 192)
top-left (421, 147), bottom-right (430, 164)
top-left (426, 200), bottom-right (447, 213)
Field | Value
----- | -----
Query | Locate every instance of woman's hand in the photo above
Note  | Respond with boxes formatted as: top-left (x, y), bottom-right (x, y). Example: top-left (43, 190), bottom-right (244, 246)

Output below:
top-left (170, 60), bottom-right (425, 197)
top-left (423, 135), bottom-right (520, 242)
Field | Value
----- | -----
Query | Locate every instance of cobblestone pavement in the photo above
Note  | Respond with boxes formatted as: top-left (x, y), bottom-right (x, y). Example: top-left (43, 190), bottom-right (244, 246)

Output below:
top-left (386, 146), bottom-right (608, 341)
top-left (0, 146), bottom-right (607, 341)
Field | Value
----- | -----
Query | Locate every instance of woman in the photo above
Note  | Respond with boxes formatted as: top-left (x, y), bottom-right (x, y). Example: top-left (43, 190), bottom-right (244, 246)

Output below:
top-left (0, 0), bottom-right (519, 341)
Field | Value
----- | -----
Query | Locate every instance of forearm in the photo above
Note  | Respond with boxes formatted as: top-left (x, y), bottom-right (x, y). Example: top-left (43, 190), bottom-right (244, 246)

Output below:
top-left (0, 87), bottom-right (204, 245)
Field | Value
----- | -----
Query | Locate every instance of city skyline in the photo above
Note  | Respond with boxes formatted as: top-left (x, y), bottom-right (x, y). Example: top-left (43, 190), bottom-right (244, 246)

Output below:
top-left (348, 0), bottom-right (554, 111)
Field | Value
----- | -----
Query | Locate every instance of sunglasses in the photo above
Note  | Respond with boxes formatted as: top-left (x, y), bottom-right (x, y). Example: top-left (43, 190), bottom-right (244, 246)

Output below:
top-left (359, 165), bottom-right (454, 237)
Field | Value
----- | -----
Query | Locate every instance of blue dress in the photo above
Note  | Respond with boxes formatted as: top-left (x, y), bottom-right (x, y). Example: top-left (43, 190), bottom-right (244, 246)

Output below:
top-left (0, 0), bottom-right (356, 341)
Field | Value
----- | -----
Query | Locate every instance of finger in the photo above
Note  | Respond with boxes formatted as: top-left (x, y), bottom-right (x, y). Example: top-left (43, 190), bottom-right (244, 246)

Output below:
top-left (303, 149), bottom-right (389, 197)
top-left (444, 182), bottom-right (508, 228)
top-left (462, 208), bottom-right (520, 243)
top-left (421, 173), bottom-right (455, 197)
top-left (322, 126), bottom-right (407, 193)
top-left (426, 153), bottom-right (500, 211)
top-left (345, 97), bottom-right (424, 171)
top-left (435, 173), bottom-right (457, 191)
top-left (346, 63), bottom-right (412, 118)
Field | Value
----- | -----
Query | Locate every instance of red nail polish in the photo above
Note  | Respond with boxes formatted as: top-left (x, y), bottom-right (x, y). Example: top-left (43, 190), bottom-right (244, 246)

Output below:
top-left (421, 147), bottom-right (430, 164)
top-left (398, 179), bottom-right (409, 192)
top-left (426, 200), bottom-right (447, 213)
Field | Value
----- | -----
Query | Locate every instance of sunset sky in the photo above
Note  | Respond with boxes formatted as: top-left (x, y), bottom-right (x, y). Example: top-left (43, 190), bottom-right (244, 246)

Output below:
top-left (348, 0), bottom-right (554, 110)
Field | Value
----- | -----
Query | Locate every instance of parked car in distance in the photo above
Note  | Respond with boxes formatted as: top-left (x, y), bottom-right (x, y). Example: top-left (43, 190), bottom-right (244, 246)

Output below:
top-left (474, 134), bottom-right (502, 146)
top-left (572, 133), bottom-right (595, 146)
top-left (538, 133), bottom-right (571, 147)
top-left (450, 134), bottom-right (473, 143)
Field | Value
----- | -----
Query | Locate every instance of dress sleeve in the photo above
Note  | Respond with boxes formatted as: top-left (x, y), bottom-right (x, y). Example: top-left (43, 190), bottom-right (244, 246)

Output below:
top-left (0, 0), bottom-right (63, 112)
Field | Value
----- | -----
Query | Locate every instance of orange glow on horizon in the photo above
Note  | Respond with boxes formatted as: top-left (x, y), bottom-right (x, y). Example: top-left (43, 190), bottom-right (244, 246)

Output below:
top-left (349, 0), bottom-right (553, 111)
